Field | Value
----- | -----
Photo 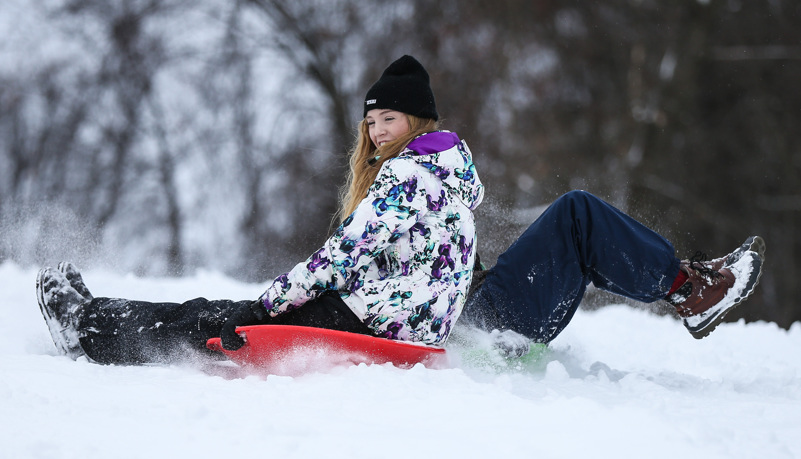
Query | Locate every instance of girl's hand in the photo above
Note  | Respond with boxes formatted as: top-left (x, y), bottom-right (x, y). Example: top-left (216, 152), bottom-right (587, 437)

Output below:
top-left (220, 300), bottom-right (268, 350)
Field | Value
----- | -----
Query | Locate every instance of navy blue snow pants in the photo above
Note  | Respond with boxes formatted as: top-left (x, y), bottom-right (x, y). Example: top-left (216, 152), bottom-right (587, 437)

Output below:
top-left (462, 191), bottom-right (681, 343)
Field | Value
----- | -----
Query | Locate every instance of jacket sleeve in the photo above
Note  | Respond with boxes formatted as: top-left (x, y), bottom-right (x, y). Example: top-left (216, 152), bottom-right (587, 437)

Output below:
top-left (258, 157), bottom-right (430, 316)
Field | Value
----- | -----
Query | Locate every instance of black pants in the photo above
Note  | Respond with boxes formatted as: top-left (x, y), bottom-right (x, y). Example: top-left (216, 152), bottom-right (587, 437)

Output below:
top-left (77, 293), bottom-right (373, 365)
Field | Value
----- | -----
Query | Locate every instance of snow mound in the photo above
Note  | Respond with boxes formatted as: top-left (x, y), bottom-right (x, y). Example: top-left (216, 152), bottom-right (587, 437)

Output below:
top-left (1, 262), bottom-right (799, 458)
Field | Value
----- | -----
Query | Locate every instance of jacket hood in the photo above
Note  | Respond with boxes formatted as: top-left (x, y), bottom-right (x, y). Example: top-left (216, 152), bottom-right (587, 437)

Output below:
top-left (404, 131), bottom-right (484, 211)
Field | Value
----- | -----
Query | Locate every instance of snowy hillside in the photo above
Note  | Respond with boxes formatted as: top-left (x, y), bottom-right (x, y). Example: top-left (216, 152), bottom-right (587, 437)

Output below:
top-left (1, 262), bottom-right (799, 459)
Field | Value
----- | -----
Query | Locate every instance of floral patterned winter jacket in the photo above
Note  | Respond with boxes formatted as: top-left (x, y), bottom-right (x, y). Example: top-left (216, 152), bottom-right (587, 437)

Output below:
top-left (257, 131), bottom-right (484, 345)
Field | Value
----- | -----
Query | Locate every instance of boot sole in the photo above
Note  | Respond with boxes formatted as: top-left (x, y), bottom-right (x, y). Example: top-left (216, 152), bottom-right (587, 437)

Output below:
top-left (722, 235), bottom-right (766, 267)
top-left (734, 236), bottom-right (766, 261)
top-left (36, 268), bottom-right (84, 359)
top-left (57, 262), bottom-right (94, 301)
top-left (36, 268), bottom-right (70, 356)
top-left (684, 242), bottom-right (765, 339)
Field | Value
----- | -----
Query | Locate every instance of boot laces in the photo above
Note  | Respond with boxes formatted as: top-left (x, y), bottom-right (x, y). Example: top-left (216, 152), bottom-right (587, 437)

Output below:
top-left (688, 251), bottom-right (723, 279)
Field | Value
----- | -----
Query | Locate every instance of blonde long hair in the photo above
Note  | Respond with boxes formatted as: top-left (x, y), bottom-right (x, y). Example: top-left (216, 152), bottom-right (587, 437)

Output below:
top-left (338, 115), bottom-right (439, 222)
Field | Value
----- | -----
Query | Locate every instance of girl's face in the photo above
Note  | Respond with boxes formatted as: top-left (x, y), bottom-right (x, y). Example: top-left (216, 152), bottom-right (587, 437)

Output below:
top-left (365, 109), bottom-right (410, 148)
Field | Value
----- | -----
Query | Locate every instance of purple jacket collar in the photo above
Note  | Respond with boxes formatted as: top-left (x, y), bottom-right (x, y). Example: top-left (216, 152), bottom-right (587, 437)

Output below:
top-left (406, 131), bottom-right (460, 156)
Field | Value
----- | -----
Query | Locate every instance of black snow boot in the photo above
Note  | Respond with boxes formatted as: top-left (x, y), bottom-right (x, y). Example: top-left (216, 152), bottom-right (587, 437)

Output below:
top-left (36, 267), bottom-right (88, 359)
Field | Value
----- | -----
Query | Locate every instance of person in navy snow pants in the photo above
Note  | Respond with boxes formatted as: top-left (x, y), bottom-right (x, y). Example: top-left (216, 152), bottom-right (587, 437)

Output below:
top-left (35, 56), bottom-right (765, 364)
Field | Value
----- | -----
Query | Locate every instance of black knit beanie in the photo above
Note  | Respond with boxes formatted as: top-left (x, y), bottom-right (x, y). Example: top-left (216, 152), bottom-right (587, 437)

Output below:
top-left (363, 55), bottom-right (438, 120)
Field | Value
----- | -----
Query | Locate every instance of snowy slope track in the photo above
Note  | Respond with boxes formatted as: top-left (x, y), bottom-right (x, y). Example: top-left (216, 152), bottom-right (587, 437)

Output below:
top-left (1, 262), bottom-right (799, 458)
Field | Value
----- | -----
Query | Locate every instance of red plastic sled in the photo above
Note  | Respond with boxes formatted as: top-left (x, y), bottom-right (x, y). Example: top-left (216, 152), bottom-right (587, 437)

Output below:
top-left (206, 325), bottom-right (447, 373)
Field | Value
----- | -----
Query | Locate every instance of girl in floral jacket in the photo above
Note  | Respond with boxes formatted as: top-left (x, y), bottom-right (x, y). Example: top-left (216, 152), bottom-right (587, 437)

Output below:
top-left (35, 55), bottom-right (484, 364)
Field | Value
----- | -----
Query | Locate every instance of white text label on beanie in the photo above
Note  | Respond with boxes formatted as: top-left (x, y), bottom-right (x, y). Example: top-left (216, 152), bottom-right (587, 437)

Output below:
top-left (366, 99), bottom-right (377, 105)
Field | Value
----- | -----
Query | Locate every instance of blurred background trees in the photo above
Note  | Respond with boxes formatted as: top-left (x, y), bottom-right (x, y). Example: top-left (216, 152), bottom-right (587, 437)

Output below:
top-left (2, 0), bottom-right (799, 328)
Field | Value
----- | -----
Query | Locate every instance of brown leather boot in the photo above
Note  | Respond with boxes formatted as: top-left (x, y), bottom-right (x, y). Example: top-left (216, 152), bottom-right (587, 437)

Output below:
top-left (667, 236), bottom-right (765, 339)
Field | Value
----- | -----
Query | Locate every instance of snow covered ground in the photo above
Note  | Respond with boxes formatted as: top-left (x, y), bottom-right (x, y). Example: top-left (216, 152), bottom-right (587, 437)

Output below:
top-left (1, 261), bottom-right (799, 459)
